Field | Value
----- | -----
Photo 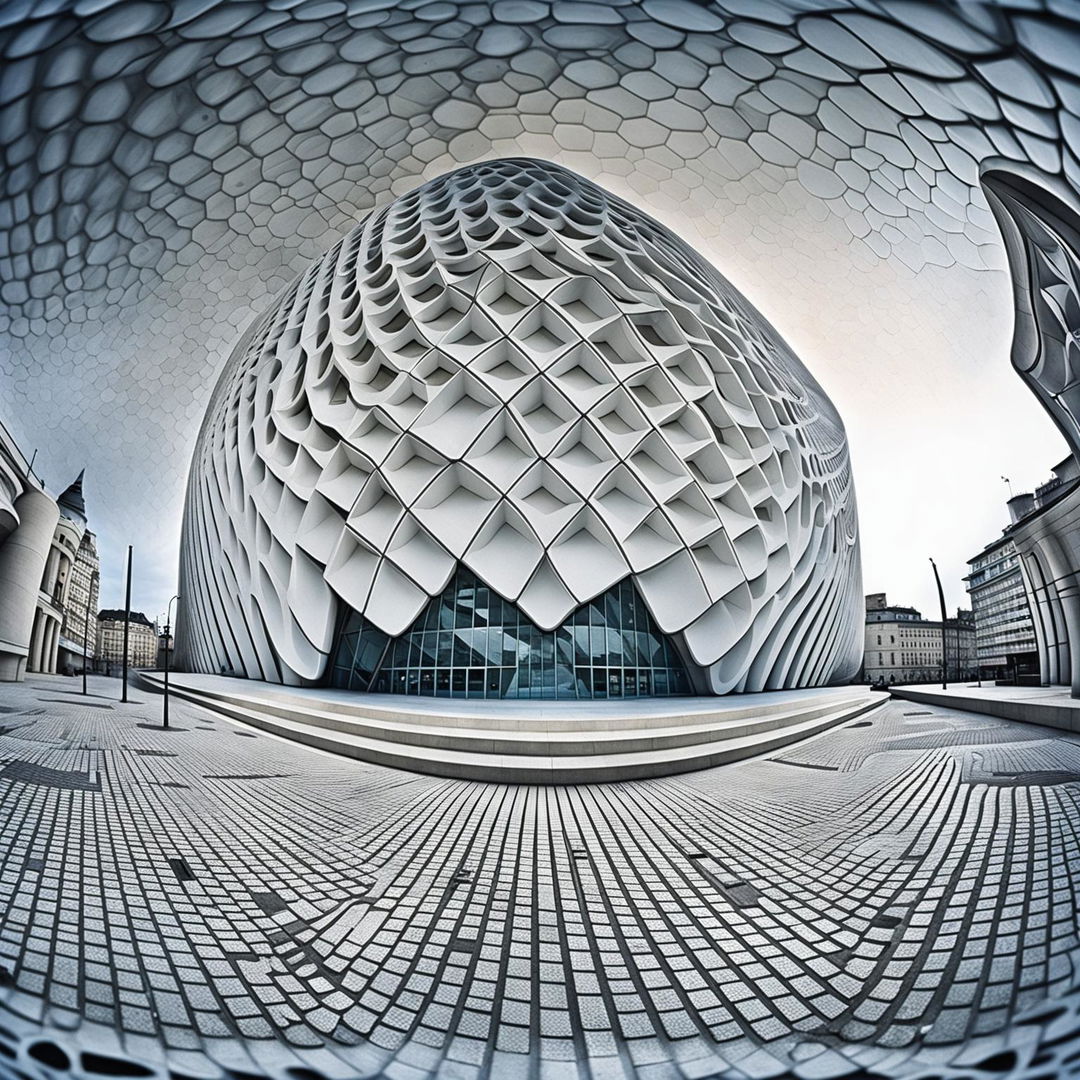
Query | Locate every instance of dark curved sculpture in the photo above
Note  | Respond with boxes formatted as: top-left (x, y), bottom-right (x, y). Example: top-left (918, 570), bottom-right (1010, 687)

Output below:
top-left (982, 167), bottom-right (1080, 695)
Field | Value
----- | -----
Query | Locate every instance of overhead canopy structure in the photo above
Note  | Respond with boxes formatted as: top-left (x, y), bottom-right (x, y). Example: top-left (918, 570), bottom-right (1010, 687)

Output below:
top-left (1, 0), bottom-right (1079, 600)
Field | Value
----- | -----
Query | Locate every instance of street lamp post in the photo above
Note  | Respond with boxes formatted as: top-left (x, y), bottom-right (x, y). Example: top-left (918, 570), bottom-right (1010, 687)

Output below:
top-left (163, 594), bottom-right (179, 729)
top-left (121, 545), bottom-right (132, 704)
top-left (82, 569), bottom-right (99, 696)
top-left (929, 557), bottom-right (948, 691)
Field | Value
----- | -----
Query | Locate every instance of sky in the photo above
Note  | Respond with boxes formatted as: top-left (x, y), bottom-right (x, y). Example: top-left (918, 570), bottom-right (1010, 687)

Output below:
top-left (80, 193), bottom-right (1065, 630)
top-left (14, 159), bottom-right (1068, 634)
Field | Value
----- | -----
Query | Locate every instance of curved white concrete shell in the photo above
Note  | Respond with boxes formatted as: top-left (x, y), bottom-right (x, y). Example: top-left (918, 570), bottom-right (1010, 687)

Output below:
top-left (176, 159), bottom-right (861, 695)
top-left (983, 169), bottom-right (1080, 697)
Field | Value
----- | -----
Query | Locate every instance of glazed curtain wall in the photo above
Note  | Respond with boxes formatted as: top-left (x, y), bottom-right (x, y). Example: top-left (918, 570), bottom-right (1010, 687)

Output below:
top-left (330, 569), bottom-right (690, 700)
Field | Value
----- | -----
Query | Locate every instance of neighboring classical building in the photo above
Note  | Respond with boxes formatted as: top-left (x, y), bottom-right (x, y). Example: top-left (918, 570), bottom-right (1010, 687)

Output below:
top-left (1004, 457), bottom-right (1080, 691)
top-left (175, 160), bottom-right (863, 698)
top-left (97, 610), bottom-right (157, 670)
top-left (0, 418), bottom-right (60, 680)
top-left (863, 593), bottom-right (976, 686)
top-left (964, 535), bottom-right (1038, 684)
top-left (60, 527), bottom-right (100, 670)
top-left (28, 472), bottom-right (88, 676)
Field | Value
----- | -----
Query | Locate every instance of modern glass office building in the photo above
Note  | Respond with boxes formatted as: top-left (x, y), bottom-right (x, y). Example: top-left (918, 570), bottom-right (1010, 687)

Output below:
top-left (966, 537), bottom-right (1039, 683)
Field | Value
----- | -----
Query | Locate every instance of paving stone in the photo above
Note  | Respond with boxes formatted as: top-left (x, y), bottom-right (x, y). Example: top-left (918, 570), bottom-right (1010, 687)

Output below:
top-left (4, 677), bottom-right (1080, 1077)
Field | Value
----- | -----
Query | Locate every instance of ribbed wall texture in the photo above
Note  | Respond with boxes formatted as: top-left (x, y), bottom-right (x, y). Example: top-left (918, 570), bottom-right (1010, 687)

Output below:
top-left (176, 159), bottom-right (861, 694)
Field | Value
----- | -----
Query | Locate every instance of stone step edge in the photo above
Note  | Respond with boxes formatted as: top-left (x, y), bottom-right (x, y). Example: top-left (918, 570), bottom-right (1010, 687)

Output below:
top-left (137, 675), bottom-right (885, 783)
top-left (139, 673), bottom-right (873, 733)
top-left (155, 690), bottom-right (874, 754)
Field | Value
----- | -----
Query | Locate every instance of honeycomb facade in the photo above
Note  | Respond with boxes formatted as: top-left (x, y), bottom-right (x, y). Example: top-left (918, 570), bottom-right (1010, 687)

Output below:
top-left (175, 159), bottom-right (861, 696)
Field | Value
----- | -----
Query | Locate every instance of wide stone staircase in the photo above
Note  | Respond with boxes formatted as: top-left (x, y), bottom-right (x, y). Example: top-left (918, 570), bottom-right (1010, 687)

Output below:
top-left (137, 673), bottom-right (884, 783)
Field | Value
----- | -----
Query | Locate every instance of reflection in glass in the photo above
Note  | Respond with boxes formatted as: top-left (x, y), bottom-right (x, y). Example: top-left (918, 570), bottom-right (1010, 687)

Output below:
top-left (328, 567), bottom-right (691, 698)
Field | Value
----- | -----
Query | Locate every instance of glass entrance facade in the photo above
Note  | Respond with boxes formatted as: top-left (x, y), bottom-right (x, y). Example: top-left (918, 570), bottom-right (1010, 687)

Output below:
top-left (328, 568), bottom-right (691, 699)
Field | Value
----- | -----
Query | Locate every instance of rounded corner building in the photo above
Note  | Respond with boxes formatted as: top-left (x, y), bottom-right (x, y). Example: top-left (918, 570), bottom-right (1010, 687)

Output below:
top-left (176, 158), bottom-right (861, 699)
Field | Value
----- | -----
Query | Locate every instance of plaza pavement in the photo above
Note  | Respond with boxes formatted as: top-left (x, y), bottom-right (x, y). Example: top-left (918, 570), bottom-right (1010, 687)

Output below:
top-left (2, 674), bottom-right (1080, 1080)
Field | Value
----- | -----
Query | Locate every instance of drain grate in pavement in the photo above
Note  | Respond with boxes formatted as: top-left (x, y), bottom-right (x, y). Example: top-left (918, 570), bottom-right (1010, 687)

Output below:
top-left (204, 773), bottom-right (291, 780)
top-left (722, 882), bottom-right (764, 907)
top-left (980, 769), bottom-right (1080, 787)
top-left (167, 858), bottom-right (196, 882)
top-left (132, 749), bottom-right (178, 757)
top-left (81, 1051), bottom-right (154, 1077)
top-left (0, 722), bottom-right (35, 737)
top-left (24, 857), bottom-right (44, 872)
top-left (252, 891), bottom-right (289, 916)
top-left (904, 711), bottom-right (933, 716)
top-left (687, 855), bottom-right (764, 908)
top-left (449, 864), bottom-right (473, 888)
top-left (0, 760), bottom-right (101, 791)
top-left (450, 936), bottom-right (478, 953)
top-left (871, 913), bottom-right (903, 929)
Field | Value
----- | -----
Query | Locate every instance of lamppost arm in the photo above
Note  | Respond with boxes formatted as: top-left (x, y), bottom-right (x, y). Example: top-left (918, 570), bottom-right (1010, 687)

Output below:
top-left (929, 557), bottom-right (948, 691)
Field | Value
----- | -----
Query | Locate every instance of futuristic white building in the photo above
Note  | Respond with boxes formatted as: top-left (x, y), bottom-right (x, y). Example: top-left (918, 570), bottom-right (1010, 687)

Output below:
top-left (176, 159), bottom-right (861, 698)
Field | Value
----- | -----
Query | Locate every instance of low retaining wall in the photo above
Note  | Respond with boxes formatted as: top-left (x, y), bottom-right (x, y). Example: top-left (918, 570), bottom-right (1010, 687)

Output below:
top-left (889, 685), bottom-right (1080, 734)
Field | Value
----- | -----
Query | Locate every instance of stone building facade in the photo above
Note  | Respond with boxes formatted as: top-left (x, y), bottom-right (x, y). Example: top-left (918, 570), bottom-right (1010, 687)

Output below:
top-left (96, 610), bottom-right (157, 670)
top-left (1005, 458), bottom-right (1080, 693)
top-left (0, 418), bottom-right (59, 681)
top-left (28, 472), bottom-right (87, 676)
top-left (863, 593), bottom-right (977, 686)
top-left (59, 528), bottom-right (100, 669)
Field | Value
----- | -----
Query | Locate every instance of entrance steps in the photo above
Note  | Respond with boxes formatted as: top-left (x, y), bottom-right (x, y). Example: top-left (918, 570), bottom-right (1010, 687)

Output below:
top-left (137, 673), bottom-right (884, 783)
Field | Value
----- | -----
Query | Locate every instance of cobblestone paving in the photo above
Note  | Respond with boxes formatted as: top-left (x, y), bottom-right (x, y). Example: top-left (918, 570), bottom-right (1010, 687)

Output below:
top-left (3, 675), bottom-right (1080, 1080)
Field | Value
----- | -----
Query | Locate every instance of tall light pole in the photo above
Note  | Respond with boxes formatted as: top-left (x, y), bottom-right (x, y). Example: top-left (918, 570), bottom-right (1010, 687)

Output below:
top-left (121, 545), bottom-right (132, 703)
top-left (929, 557), bottom-right (948, 690)
top-left (163, 594), bottom-right (179, 729)
top-left (82, 569), bottom-right (99, 696)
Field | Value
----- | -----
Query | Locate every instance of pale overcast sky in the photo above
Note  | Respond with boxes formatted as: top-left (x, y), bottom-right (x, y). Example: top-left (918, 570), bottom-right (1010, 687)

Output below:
top-left (62, 167), bottom-right (1069, 635)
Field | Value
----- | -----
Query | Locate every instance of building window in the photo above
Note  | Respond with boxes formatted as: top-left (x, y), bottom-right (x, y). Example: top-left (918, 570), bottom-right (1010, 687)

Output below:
top-left (329, 568), bottom-right (691, 699)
